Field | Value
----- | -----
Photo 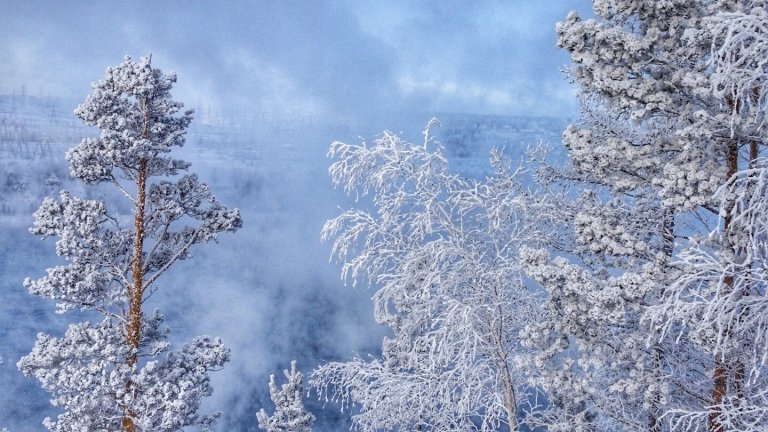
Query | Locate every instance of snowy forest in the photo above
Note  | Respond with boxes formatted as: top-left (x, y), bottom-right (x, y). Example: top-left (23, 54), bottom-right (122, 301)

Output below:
top-left (2, 1), bottom-right (768, 431)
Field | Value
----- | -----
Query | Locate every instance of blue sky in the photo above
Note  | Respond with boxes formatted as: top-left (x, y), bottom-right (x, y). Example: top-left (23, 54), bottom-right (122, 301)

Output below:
top-left (1, 1), bottom-right (592, 127)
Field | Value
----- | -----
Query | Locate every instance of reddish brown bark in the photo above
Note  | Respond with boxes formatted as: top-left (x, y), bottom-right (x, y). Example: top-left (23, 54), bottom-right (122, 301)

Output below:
top-left (123, 96), bottom-right (151, 432)
top-left (123, 157), bottom-right (147, 431)
top-left (710, 362), bottom-right (728, 432)
top-left (128, 158), bottom-right (147, 366)
top-left (709, 140), bottom-right (739, 432)
top-left (122, 158), bottom-right (147, 432)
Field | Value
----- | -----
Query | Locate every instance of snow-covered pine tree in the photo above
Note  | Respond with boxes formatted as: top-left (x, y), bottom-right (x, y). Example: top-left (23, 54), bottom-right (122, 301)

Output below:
top-left (520, 1), bottom-right (768, 431)
top-left (645, 5), bottom-right (768, 431)
top-left (257, 361), bottom-right (315, 432)
top-left (312, 122), bottom-right (563, 431)
top-left (17, 56), bottom-right (242, 432)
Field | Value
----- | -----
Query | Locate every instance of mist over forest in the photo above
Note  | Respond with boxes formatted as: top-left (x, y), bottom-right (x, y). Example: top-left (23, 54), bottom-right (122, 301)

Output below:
top-left (5, 2), bottom-right (768, 432)
top-left (1, 3), bottom-right (589, 428)
top-left (0, 91), bottom-right (567, 430)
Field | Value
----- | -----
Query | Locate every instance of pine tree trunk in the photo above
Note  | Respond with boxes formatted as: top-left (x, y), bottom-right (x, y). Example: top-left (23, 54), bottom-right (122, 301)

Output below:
top-left (123, 95), bottom-right (151, 431)
top-left (650, 209), bottom-right (674, 432)
top-left (731, 139), bottom-right (760, 408)
top-left (710, 359), bottom-right (728, 432)
top-left (649, 343), bottom-right (665, 432)
top-left (709, 140), bottom-right (739, 432)
top-left (122, 158), bottom-right (147, 432)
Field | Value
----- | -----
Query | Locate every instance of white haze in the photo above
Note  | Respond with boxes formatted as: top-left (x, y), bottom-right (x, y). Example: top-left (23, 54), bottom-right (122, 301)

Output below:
top-left (0, 2), bottom-right (592, 430)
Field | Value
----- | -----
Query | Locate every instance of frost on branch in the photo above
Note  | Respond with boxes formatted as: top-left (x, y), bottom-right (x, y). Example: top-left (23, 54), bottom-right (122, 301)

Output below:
top-left (646, 160), bottom-right (768, 430)
top-left (550, 1), bottom-right (768, 430)
top-left (257, 361), bottom-right (315, 432)
top-left (18, 56), bottom-right (241, 431)
top-left (69, 56), bottom-right (192, 184)
top-left (710, 7), bottom-right (768, 128)
top-left (24, 191), bottom-right (128, 312)
top-left (18, 312), bottom-right (229, 432)
top-left (313, 123), bottom-right (563, 431)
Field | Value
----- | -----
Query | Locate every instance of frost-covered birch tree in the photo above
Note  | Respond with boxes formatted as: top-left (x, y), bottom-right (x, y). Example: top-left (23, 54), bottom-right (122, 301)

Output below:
top-left (17, 56), bottom-right (242, 432)
top-left (311, 122), bottom-right (563, 431)
top-left (520, 1), bottom-right (768, 431)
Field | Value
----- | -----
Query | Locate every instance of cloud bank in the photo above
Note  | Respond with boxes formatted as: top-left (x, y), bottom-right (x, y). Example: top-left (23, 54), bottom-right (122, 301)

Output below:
top-left (1, 1), bottom-right (591, 129)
